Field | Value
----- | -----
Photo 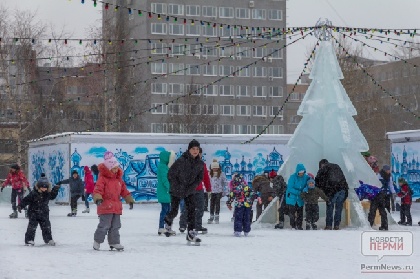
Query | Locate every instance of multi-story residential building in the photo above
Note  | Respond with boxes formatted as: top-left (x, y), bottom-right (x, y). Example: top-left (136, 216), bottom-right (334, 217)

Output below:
top-left (103, 0), bottom-right (287, 134)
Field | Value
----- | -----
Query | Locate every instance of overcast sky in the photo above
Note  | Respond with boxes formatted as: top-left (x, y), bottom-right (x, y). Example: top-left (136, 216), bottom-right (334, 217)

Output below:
top-left (1, 0), bottom-right (419, 82)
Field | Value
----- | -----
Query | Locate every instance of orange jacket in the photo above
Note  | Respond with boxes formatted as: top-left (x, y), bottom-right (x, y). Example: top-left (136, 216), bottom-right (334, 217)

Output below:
top-left (93, 164), bottom-right (133, 215)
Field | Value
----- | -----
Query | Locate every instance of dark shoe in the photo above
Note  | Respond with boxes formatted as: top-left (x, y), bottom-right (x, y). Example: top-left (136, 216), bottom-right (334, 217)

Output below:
top-left (324, 226), bottom-right (332, 230)
top-left (179, 227), bottom-right (186, 233)
top-left (311, 223), bottom-right (317, 230)
top-left (305, 223), bottom-right (310, 230)
top-left (274, 222), bottom-right (284, 229)
top-left (418, 221), bottom-right (420, 226)
top-left (196, 227), bottom-right (208, 234)
top-left (296, 226), bottom-right (303, 230)
top-left (67, 213), bottom-right (76, 217)
top-left (398, 221), bottom-right (406, 225)
top-left (405, 223), bottom-right (412, 226)
top-left (379, 226), bottom-right (388, 231)
top-left (333, 226), bottom-right (340, 230)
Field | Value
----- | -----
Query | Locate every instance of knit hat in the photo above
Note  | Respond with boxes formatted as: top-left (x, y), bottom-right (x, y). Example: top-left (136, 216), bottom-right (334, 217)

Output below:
top-left (210, 159), bottom-right (220, 169)
top-left (269, 170), bottom-right (277, 179)
top-left (37, 176), bottom-right (49, 188)
top-left (382, 165), bottom-right (391, 171)
top-left (398, 177), bottom-right (407, 184)
top-left (188, 139), bottom-right (200, 150)
top-left (103, 151), bottom-right (119, 170)
top-left (10, 164), bottom-right (20, 171)
top-left (307, 178), bottom-right (316, 188)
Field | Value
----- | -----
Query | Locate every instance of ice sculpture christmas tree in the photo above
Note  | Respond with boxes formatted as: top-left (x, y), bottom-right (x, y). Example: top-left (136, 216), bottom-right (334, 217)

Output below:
top-left (257, 23), bottom-right (380, 227)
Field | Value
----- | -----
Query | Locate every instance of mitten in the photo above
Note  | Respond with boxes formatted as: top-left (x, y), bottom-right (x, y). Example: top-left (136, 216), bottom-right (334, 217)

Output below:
top-left (1, 187), bottom-right (4, 192)
top-left (129, 202), bottom-right (134, 210)
top-left (227, 204), bottom-right (232, 210)
top-left (17, 206), bottom-right (22, 213)
top-left (96, 199), bottom-right (103, 205)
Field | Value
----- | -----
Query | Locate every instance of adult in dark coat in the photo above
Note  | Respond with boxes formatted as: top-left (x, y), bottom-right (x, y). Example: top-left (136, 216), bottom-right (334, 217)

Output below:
top-left (57, 170), bottom-right (84, 217)
top-left (18, 174), bottom-right (60, 245)
top-left (272, 174), bottom-right (288, 229)
top-left (315, 159), bottom-right (348, 230)
top-left (165, 139), bottom-right (204, 242)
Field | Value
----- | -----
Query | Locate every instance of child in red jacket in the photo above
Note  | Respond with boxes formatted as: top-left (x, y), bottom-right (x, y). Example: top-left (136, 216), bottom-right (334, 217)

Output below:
top-left (397, 178), bottom-right (412, 226)
top-left (82, 166), bottom-right (95, 213)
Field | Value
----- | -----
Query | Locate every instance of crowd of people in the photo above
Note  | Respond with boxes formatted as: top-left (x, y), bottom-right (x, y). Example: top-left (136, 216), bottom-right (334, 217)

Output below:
top-left (0, 144), bottom-right (418, 249)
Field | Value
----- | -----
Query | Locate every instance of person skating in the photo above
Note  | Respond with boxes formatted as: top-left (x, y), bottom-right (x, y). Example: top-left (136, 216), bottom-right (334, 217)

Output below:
top-left (397, 178), bottom-right (412, 226)
top-left (272, 173), bottom-right (288, 229)
top-left (57, 170), bottom-right (84, 217)
top-left (253, 174), bottom-right (276, 221)
top-left (226, 174), bottom-right (260, 237)
top-left (1, 164), bottom-right (30, 219)
top-left (93, 151), bottom-right (134, 251)
top-left (18, 173), bottom-right (60, 246)
top-left (82, 166), bottom-right (95, 213)
top-left (286, 164), bottom-right (308, 230)
top-left (208, 159), bottom-right (227, 224)
top-left (300, 178), bottom-right (329, 230)
top-left (165, 139), bottom-right (204, 245)
top-left (315, 159), bottom-right (349, 230)
top-left (157, 150), bottom-right (176, 236)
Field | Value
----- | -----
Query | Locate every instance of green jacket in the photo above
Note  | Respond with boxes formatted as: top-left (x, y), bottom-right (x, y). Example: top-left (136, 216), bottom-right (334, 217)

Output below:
top-left (157, 151), bottom-right (171, 203)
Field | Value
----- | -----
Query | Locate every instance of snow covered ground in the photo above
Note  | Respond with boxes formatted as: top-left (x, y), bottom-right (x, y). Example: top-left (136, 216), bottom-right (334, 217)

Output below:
top-left (1, 202), bottom-right (420, 279)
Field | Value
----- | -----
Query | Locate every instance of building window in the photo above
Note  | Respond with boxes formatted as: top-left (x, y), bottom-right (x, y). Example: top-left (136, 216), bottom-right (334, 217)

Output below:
top-left (186, 25), bottom-right (201, 36)
top-left (237, 125), bottom-right (251, 134)
top-left (203, 45), bottom-right (218, 57)
top-left (151, 23), bottom-right (167, 34)
top-left (221, 124), bottom-right (235, 134)
top-left (186, 84), bottom-right (202, 95)
top-left (253, 47), bottom-right (265, 58)
top-left (151, 123), bottom-right (167, 133)
top-left (235, 8), bottom-right (250, 19)
top-left (151, 104), bottom-right (167, 114)
top-left (203, 105), bottom-right (218, 115)
top-left (203, 124), bottom-right (218, 133)
top-left (219, 65), bottom-right (234, 77)
top-left (150, 43), bottom-right (167, 54)
top-left (253, 67), bottom-right (267, 77)
top-left (267, 48), bottom-right (283, 59)
top-left (202, 25), bottom-right (217, 37)
top-left (219, 7), bottom-right (234, 18)
top-left (202, 6), bottom-right (217, 17)
top-left (203, 65), bottom-right (217, 76)
top-left (253, 125), bottom-right (267, 134)
top-left (220, 26), bottom-right (235, 38)
top-left (269, 125), bottom-right (284, 134)
top-left (151, 3), bottom-right (167, 14)
top-left (169, 63), bottom-right (185, 75)
top-left (151, 83), bottom-right (167, 94)
top-left (289, 115), bottom-right (301, 124)
top-left (236, 105), bottom-right (251, 116)
top-left (237, 85), bottom-right (250, 96)
top-left (268, 10), bottom-right (282, 20)
top-left (252, 9), bottom-right (266, 19)
top-left (219, 85), bottom-right (234, 96)
top-left (253, 106), bottom-right (267, 117)
top-left (253, 86), bottom-right (266, 97)
top-left (168, 83), bottom-right (184, 95)
top-left (268, 67), bottom-right (283, 78)
top-left (168, 104), bottom-right (184, 115)
top-left (189, 104), bottom-right (201, 115)
top-left (187, 44), bottom-right (200, 56)
top-left (170, 44), bottom-right (186, 56)
top-left (269, 106), bottom-right (283, 117)
top-left (219, 46), bottom-right (235, 57)
top-left (289, 92), bottom-right (301, 101)
top-left (169, 24), bottom-right (184, 35)
top-left (220, 105), bottom-right (234, 115)
top-left (151, 62), bottom-right (167, 74)
top-left (237, 47), bottom-right (251, 58)
top-left (203, 85), bottom-right (218, 95)
top-left (186, 5), bottom-right (200, 16)
top-left (237, 67), bottom-right (250, 77)
top-left (186, 64), bottom-right (201, 75)
top-left (268, 86), bottom-right (283, 97)
top-left (168, 4), bottom-right (184, 15)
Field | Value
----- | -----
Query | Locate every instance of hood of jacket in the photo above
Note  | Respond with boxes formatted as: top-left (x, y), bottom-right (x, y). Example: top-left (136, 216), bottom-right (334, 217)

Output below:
top-left (84, 166), bottom-right (92, 175)
top-left (295, 163), bottom-right (306, 175)
top-left (159, 151), bottom-right (171, 165)
top-left (98, 163), bottom-right (123, 179)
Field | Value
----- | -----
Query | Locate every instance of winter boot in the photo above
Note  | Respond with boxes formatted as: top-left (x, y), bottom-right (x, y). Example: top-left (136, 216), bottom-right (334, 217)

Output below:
top-left (234, 231), bottom-right (241, 237)
top-left (207, 215), bottom-right (214, 224)
top-left (311, 223), bottom-right (317, 230)
top-left (25, 240), bottom-right (35, 246)
top-left (67, 209), bottom-right (77, 217)
top-left (305, 223), bottom-right (311, 230)
top-left (196, 226), bottom-right (208, 234)
top-left (244, 232), bottom-right (249, 237)
top-left (82, 208), bottom-right (90, 213)
top-left (379, 226), bottom-right (388, 231)
top-left (274, 222), bottom-right (284, 229)
top-left (47, 240), bottom-right (56, 246)
top-left (110, 243), bottom-right (124, 251)
top-left (164, 224), bottom-right (174, 237)
top-left (215, 215), bottom-right (220, 224)
top-left (9, 210), bottom-right (18, 219)
top-left (179, 227), bottom-right (186, 233)
top-left (333, 226), bottom-right (340, 230)
top-left (158, 228), bottom-right (166, 235)
top-left (186, 230), bottom-right (201, 245)
top-left (93, 241), bottom-right (100, 250)
top-left (398, 221), bottom-right (406, 225)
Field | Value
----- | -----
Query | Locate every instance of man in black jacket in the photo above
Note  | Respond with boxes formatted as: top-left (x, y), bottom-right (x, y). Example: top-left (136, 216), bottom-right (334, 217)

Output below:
top-left (165, 139), bottom-right (204, 243)
top-left (315, 159), bottom-right (348, 230)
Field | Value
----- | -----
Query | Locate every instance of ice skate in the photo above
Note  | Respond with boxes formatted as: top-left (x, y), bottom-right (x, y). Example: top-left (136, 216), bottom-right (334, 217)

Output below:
top-left (67, 213), bottom-right (77, 217)
top-left (311, 223), bottom-right (317, 230)
top-left (179, 227), bottom-right (186, 233)
top-left (164, 224), bottom-right (174, 237)
top-left (82, 208), bottom-right (90, 213)
top-left (207, 215), bottom-right (214, 224)
top-left (158, 228), bottom-right (166, 235)
top-left (93, 241), bottom-right (100, 250)
top-left (25, 241), bottom-right (35, 246)
top-left (306, 223), bottom-right (311, 230)
top-left (186, 230), bottom-right (201, 246)
top-left (214, 215), bottom-right (220, 224)
top-left (9, 210), bottom-right (18, 219)
top-left (47, 240), bottom-right (56, 246)
top-left (274, 222), bottom-right (284, 229)
top-left (196, 226), bottom-right (208, 234)
top-left (110, 243), bottom-right (124, 251)
top-left (234, 231), bottom-right (241, 237)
